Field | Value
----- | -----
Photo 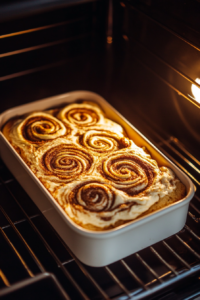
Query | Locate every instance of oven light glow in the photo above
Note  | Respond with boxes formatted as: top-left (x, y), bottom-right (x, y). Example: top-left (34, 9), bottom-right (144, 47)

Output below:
top-left (191, 78), bottom-right (200, 104)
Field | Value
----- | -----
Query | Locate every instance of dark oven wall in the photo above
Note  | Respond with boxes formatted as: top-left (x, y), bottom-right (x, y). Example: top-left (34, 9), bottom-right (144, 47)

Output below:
top-left (1, 1), bottom-right (200, 300)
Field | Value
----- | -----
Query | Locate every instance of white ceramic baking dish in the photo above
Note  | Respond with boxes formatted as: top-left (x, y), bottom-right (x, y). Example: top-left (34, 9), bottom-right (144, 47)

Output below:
top-left (0, 91), bottom-right (194, 267)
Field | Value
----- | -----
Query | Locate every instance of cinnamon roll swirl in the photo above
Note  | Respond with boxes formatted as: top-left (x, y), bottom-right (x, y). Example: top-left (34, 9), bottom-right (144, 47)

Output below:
top-left (10, 112), bottom-right (68, 147)
top-left (57, 103), bottom-right (104, 128)
top-left (68, 181), bottom-right (115, 212)
top-left (80, 130), bottom-right (133, 154)
top-left (39, 143), bottom-right (94, 183)
top-left (100, 151), bottom-right (157, 195)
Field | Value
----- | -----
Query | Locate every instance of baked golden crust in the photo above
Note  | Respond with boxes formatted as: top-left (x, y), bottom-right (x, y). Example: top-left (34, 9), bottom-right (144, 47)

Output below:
top-left (140, 181), bottom-right (186, 215)
top-left (3, 102), bottom-right (186, 231)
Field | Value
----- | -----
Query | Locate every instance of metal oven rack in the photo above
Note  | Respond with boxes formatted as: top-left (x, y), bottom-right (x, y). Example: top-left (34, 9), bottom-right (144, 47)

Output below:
top-left (0, 127), bottom-right (200, 300)
top-left (1, 0), bottom-right (200, 299)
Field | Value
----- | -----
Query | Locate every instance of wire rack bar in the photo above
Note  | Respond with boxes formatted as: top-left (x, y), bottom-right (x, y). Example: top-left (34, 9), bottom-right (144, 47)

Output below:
top-left (166, 146), bottom-right (199, 173)
top-left (134, 124), bottom-right (200, 184)
top-left (195, 194), bottom-right (200, 202)
top-left (125, 267), bottom-right (200, 300)
top-left (43, 217), bottom-right (110, 300)
top-left (69, 252), bottom-right (119, 299)
top-left (128, 2), bottom-right (200, 52)
top-left (0, 272), bottom-right (70, 300)
top-left (123, 43), bottom-right (200, 109)
top-left (32, 209), bottom-right (112, 300)
top-left (175, 235), bottom-right (200, 260)
top-left (1, 214), bottom-right (39, 230)
top-left (190, 202), bottom-right (200, 215)
top-left (0, 227), bottom-right (34, 278)
top-left (105, 266), bottom-right (131, 298)
top-left (0, 59), bottom-right (70, 81)
top-left (156, 144), bottom-right (199, 184)
top-left (165, 9), bottom-right (200, 37)
top-left (0, 17), bottom-right (87, 39)
top-left (68, 259), bottom-right (110, 300)
top-left (131, 36), bottom-right (200, 88)
top-left (120, 259), bottom-right (148, 291)
top-left (1, 181), bottom-right (90, 300)
top-left (150, 247), bottom-right (178, 276)
top-left (185, 224), bottom-right (200, 241)
top-left (135, 253), bottom-right (163, 283)
top-left (61, 255), bottom-right (74, 263)
top-left (0, 204), bottom-right (45, 273)
top-left (155, 139), bottom-right (200, 174)
top-left (136, 128), bottom-right (200, 185)
top-left (162, 241), bottom-right (191, 270)
top-left (170, 138), bottom-right (200, 166)
top-left (0, 270), bottom-right (10, 287)
top-left (2, 179), bottom-right (14, 185)
top-left (121, 1), bottom-right (200, 37)
top-left (0, 33), bottom-right (92, 58)
top-left (188, 211), bottom-right (200, 224)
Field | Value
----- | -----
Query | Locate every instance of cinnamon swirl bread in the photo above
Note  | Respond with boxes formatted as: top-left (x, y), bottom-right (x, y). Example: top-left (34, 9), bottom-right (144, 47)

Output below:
top-left (3, 101), bottom-right (186, 230)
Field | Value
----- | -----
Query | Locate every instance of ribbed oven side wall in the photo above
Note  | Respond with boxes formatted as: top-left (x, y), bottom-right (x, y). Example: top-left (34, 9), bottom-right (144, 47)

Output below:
top-left (111, 0), bottom-right (200, 153)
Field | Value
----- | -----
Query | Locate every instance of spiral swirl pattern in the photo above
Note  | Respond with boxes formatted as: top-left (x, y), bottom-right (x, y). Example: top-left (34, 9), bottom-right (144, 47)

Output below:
top-left (68, 182), bottom-right (115, 212)
top-left (80, 130), bottom-right (131, 153)
top-left (102, 152), bottom-right (155, 194)
top-left (5, 100), bottom-right (182, 230)
top-left (57, 103), bottom-right (104, 128)
top-left (41, 144), bottom-right (93, 182)
top-left (16, 112), bottom-right (67, 145)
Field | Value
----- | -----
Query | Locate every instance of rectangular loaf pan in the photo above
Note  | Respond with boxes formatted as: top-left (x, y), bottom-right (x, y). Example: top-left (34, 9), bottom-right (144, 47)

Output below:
top-left (0, 91), bottom-right (195, 267)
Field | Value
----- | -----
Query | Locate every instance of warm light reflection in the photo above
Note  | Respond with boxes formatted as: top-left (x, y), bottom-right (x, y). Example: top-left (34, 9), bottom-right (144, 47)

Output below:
top-left (191, 78), bottom-right (200, 104)
top-left (107, 36), bottom-right (112, 44)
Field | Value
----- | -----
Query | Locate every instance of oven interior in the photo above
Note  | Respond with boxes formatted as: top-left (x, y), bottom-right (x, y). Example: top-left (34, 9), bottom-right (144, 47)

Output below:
top-left (0, 0), bottom-right (200, 299)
